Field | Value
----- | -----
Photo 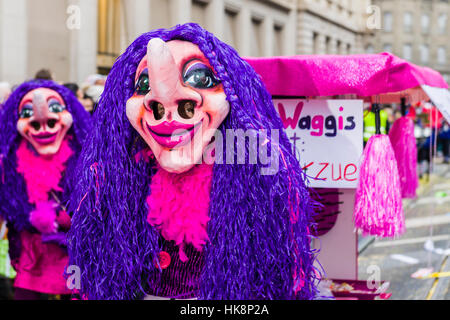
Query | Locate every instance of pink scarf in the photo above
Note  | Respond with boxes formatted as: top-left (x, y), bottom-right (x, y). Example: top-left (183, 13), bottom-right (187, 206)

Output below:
top-left (16, 138), bottom-right (73, 205)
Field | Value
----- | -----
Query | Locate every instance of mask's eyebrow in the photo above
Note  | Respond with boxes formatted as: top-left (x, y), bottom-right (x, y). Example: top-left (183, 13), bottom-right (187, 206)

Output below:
top-left (181, 55), bottom-right (213, 77)
top-left (47, 95), bottom-right (65, 105)
top-left (18, 97), bottom-right (33, 112)
top-left (135, 56), bottom-right (148, 82)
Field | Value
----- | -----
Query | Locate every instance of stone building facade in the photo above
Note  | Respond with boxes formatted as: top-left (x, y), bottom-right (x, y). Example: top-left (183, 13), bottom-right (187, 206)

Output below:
top-left (365, 0), bottom-right (450, 83)
top-left (296, 0), bottom-right (371, 55)
top-left (0, 0), bottom-right (371, 84)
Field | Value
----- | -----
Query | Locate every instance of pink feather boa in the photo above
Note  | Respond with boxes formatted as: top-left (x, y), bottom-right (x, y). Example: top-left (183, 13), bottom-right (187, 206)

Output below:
top-left (16, 138), bottom-right (73, 234)
top-left (146, 163), bottom-right (214, 262)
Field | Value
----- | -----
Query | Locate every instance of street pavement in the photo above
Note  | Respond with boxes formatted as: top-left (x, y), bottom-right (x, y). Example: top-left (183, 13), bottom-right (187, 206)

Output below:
top-left (358, 161), bottom-right (450, 300)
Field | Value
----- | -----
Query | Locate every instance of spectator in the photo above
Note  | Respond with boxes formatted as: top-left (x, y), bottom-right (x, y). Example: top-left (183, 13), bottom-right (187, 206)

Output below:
top-left (34, 69), bottom-right (54, 81)
top-left (63, 82), bottom-right (95, 114)
top-left (85, 85), bottom-right (104, 104)
top-left (83, 74), bottom-right (106, 87)
top-left (80, 74), bottom-right (106, 114)
top-left (440, 123), bottom-right (450, 164)
top-left (0, 82), bottom-right (11, 109)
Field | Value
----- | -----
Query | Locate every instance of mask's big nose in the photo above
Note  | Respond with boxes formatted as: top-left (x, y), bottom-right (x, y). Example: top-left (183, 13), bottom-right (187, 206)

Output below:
top-left (145, 38), bottom-right (202, 121)
top-left (147, 38), bottom-right (180, 100)
top-left (30, 91), bottom-right (57, 131)
top-left (32, 92), bottom-right (48, 123)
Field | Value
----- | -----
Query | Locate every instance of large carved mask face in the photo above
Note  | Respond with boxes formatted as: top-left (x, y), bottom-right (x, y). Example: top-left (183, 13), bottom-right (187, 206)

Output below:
top-left (16, 88), bottom-right (73, 156)
top-left (126, 38), bottom-right (230, 173)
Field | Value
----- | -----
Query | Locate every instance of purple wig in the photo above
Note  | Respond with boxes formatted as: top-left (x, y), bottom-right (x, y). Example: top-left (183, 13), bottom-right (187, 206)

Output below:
top-left (0, 80), bottom-right (91, 233)
top-left (68, 23), bottom-right (320, 300)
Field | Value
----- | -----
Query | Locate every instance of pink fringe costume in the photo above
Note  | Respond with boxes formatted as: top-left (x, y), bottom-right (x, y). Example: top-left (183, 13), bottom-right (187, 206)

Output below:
top-left (13, 139), bottom-right (73, 295)
top-left (145, 162), bottom-right (213, 298)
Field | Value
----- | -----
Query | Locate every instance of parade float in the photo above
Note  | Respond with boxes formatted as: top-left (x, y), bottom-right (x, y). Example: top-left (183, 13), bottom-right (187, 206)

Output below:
top-left (245, 52), bottom-right (450, 300)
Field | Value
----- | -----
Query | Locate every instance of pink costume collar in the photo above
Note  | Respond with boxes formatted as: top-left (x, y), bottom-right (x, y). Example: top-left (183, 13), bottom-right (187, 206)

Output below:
top-left (16, 137), bottom-right (74, 204)
top-left (146, 163), bottom-right (213, 262)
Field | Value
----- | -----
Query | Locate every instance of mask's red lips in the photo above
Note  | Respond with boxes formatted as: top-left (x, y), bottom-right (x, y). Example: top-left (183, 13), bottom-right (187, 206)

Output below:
top-left (31, 131), bottom-right (58, 145)
top-left (147, 120), bottom-right (202, 149)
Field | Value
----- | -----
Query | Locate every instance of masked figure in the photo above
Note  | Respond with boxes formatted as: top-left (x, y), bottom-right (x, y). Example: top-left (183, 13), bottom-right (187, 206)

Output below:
top-left (0, 80), bottom-right (91, 299)
top-left (68, 23), bottom-right (319, 300)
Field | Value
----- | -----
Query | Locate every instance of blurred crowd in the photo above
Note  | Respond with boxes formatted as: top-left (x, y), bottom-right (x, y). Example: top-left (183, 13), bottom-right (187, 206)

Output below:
top-left (365, 101), bottom-right (450, 179)
top-left (0, 68), bottom-right (106, 115)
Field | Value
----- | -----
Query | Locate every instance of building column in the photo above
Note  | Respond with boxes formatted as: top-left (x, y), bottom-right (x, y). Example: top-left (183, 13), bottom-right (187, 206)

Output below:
top-left (68, 0), bottom-right (98, 83)
top-left (315, 33), bottom-right (326, 55)
top-left (236, 6), bottom-right (251, 56)
top-left (329, 38), bottom-right (338, 55)
top-left (262, 16), bottom-right (274, 57)
top-left (170, 0), bottom-right (191, 26)
top-left (354, 34), bottom-right (364, 54)
top-left (123, 0), bottom-right (151, 42)
top-left (296, 11), bottom-right (313, 55)
top-left (0, 0), bottom-right (27, 84)
top-left (205, 0), bottom-right (225, 40)
top-left (284, 7), bottom-right (296, 55)
top-left (338, 41), bottom-right (347, 55)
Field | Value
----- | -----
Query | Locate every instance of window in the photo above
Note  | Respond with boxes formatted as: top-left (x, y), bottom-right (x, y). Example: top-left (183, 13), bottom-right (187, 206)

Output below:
top-left (325, 36), bottom-right (331, 54)
top-left (384, 12), bottom-right (393, 32)
top-left (421, 14), bottom-right (430, 34)
top-left (273, 25), bottom-right (284, 56)
top-left (250, 18), bottom-right (263, 56)
top-left (403, 44), bottom-right (412, 60)
top-left (438, 46), bottom-right (446, 65)
top-left (313, 32), bottom-right (320, 54)
top-left (224, 9), bottom-right (238, 49)
top-left (366, 44), bottom-right (375, 54)
top-left (404, 12), bottom-right (413, 32)
top-left (438, 14), bottom-right (447, 34)
top-left (420, 44), bottom-right (429, 63)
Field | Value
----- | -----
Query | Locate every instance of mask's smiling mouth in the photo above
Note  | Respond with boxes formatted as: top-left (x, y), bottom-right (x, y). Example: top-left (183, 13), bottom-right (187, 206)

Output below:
top-left (30, 131), bottom-right (58, 145)
top-left (147, 120), bottom-right (203, 149)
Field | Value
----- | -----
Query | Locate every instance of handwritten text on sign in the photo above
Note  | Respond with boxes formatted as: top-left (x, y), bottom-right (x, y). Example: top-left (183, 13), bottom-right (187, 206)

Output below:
top-left (274, 99), bottom-right (363, 188)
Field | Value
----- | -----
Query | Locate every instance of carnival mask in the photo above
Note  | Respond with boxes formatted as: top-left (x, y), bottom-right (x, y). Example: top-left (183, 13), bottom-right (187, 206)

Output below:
top-left (126, 38), bottom-right (230, 173)
top-left (16, 88), bottom-right (73, 156)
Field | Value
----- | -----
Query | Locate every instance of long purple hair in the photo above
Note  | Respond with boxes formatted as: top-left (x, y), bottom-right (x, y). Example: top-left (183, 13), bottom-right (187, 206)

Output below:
top-left (0, 80), bottom-right (91, 232)
top-left (68, 23), bottom-right (320, 300)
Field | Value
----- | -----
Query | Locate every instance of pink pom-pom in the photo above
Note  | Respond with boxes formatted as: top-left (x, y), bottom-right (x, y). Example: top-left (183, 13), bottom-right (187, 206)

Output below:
top-left (29, 201), bottom-right (58, 234)
top-left (354, 135), bottom-right (405, 238)
top-left (389, 117), bottom-right (419, 199)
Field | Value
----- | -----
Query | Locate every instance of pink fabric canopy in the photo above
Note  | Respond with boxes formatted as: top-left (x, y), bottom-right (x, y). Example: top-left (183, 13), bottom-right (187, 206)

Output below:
top-left (244, 52), bottom-right (448, 97)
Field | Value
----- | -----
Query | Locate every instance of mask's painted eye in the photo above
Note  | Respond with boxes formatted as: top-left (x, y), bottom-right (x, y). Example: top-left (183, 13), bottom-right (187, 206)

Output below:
top-left (135, 69), bottom-right (150, 95)
top-left (48, 101), bottom-right (65, 113)
top-left (19, 106), bottom-right (33, 119)
top-left (183, 62), bottom-right (220, 89)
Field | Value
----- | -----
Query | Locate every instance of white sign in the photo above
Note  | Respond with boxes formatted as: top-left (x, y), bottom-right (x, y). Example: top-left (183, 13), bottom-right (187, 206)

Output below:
top-left (421, 85), bottom-right (450, 124)
top-left (274, 99), bottom-right (363, 188)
